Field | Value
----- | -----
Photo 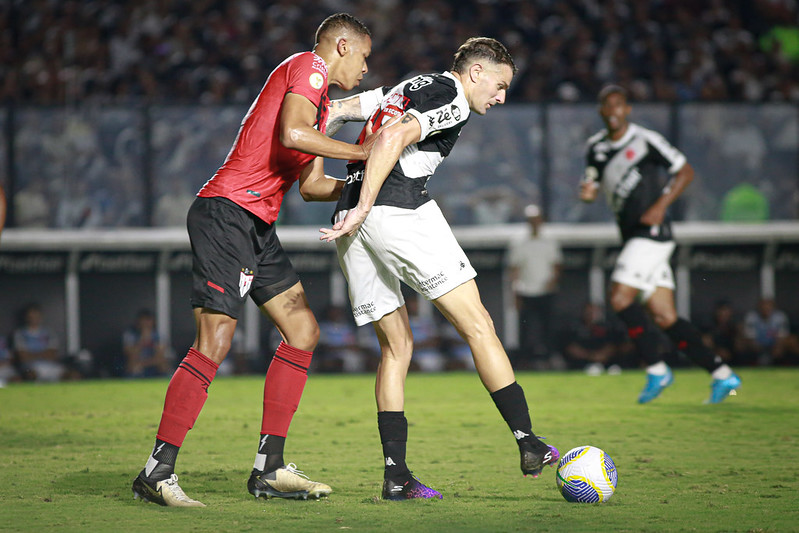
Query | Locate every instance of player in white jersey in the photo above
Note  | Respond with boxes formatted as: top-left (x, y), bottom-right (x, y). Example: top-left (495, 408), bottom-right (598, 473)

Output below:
top-left (580, 84), bottom-right (741, 405)
top-left (321, 37), bottom-right (559, 500)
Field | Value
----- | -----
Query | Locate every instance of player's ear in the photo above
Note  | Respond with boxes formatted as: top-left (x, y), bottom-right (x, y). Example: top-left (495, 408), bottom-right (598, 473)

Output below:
top-left (336, 38), bottom-right (348, 57)
top-left (469, 63), bottom-right (483, 83)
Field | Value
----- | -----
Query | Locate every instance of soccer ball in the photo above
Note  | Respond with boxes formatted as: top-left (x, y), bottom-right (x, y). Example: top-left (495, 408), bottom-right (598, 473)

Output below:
top-left (556, 446), bottom-right (617, 503)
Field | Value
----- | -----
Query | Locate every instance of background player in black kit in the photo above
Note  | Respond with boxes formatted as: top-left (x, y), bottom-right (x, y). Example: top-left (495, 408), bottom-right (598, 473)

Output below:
top-left (321, 37), bottom-right (558, 500)
top-left (579, 84), bottom-right (741, 405)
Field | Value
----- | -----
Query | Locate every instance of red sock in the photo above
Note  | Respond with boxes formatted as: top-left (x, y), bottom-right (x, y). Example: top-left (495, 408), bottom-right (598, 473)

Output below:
top-left (156, 348), bottom-right (219, 447)
top-left (261, 342), bottom-right (312, 437)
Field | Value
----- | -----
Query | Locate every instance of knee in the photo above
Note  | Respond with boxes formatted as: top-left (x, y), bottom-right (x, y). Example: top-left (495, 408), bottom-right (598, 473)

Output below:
top-left (196, 333), bottom-right (233, 364)
top-left (651, 311), bottom-right (677, 330)
top-left (195, 314), bottom-right (237, 363)
top-left (285, 321), bottom-right (320, 352)
top-left (460, 310), bottom-right (497, 343)
top-left (609, 292), bottom-right (634, 313)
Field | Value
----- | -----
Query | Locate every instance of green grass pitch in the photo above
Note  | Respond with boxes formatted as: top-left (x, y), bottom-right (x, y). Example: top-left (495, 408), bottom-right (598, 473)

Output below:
top-left (1, 368), bottom-right (798, 532)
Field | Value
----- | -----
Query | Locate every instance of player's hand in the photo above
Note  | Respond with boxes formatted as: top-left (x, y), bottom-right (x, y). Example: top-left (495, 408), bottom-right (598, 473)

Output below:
top-left (359, 115), bottom-right (403, 159)
top-left (640, 203), bottom-right (666, 226)
top-left (358, 117), bottom-right (378, 159)
top-left (319, 205), bottom-right (369, 242)
top-left (579, 180), bottom-right (598, 202)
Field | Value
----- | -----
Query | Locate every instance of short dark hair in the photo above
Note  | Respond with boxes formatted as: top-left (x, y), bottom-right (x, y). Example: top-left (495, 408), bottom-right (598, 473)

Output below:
top-left (315, 13), bottom-right (371, 44)
top-left (598, 84), bottom-right (628, 104)
top-left (451, 37), bottom-right (517, 75)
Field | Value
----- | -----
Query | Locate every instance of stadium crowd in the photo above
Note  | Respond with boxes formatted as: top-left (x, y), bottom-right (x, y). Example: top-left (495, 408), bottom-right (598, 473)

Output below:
top-left (3, 0), bottom-right (799, 106)
top-left (2, 293), bottom-right (796, 386)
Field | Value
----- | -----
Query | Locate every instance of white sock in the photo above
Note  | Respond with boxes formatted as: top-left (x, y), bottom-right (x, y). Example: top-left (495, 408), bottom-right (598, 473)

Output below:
top-left (646, 361), bottom-right (669, 375)
top-left (711, 364), bottom-right (733, 380)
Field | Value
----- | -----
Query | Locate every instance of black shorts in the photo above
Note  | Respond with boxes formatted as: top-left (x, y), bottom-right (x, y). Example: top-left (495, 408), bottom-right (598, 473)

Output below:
top-left (187, 196), bottom-right (300, 319)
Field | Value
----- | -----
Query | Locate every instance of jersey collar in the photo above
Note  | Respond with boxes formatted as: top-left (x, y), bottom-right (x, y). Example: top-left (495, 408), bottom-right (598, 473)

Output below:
top-left (607, 123), bottom-right (638, 149)
top-left (443, 70), bottom-right (462, 91)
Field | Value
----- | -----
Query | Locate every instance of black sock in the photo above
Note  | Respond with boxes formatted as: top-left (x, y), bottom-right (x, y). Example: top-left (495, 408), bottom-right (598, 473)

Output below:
top-left (257, 434), bottom-right (285, 473)
top-left (664, 318), bottom-right (723, 372)
top-left (490, 382), bottom-right (541, 451)
top-left (616, 303), bottom-right (663, 366)
top-left (378, 411), bottom-right (410, 481)
top-left (144, 439), bottom-right (179, 481)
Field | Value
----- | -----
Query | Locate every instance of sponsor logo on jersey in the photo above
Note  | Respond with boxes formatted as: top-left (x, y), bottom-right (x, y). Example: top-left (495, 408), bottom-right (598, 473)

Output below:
top-left (611, 168), bottom-right (642, 213)
top-left (345, 169), bottom-right (364, 184)
top-left (408, 75), bottom-right (433, 91)
top-left (311, 55), bottom-right (328, 76)
top-left (383, 91), bottom-right (411, 111)
top-left (239, 268), bottom-right (254, 297)
top-left (425, 104), bottom-right (465, 132)
top-left (309, 72), bottom-right (324, 90)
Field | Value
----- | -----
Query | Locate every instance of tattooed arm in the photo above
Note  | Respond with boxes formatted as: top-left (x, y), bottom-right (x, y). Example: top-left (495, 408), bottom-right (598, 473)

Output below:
top-left (326, 87), bottom-right (384, 137)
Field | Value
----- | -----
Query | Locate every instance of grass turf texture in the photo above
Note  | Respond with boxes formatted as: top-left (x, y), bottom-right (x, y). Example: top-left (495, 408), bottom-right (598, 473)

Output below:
top-left (1, 368), bottom-right (797, 532)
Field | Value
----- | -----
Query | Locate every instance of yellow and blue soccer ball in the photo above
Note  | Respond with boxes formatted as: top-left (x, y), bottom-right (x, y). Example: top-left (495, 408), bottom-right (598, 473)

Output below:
top-left (556, 446), bottom-right (617, 503)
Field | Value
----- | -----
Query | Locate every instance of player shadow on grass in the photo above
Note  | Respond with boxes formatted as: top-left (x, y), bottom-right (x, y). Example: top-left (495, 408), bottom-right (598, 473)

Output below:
top-left (58, 469), bottom-right (236, 500)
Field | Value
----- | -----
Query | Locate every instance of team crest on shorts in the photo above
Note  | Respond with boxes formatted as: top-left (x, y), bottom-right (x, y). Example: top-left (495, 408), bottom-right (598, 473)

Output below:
top-left (239, 268), bottom-right (254, 297)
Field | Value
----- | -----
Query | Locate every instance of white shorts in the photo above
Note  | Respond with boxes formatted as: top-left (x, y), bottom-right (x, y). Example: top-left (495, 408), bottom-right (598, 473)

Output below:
top-left (335, 201), bottom-right (477, 326)
top-left (611, 238), bottom-right (676, 300)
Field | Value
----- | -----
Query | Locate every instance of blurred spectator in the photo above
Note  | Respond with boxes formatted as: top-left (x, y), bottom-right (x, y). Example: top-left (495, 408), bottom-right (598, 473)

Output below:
top-left (406, 296), bottom-right (446, 373)
top-left (560, 302), bottom-right (632, 375)
top-left (506, 204), bottom-right (562, 368)
top-left (0, 182), bottom-right (6, 240)
top-left (219, 327), bottom-right (253, 376)
top-left (720, 183), bottom-right (770, 222)
top-left (154, 179), bottom-right (196, 227)
top-left (742, 297), bottom-right (799, 365)
top-left (439, 320), bottom-right (477, 371)
top-left (4, 1), bottom-right (799, 106)
top-left (13, 177), bottom-right (51, 227)
top-left (316, 305), bottom-right (369, 373)
top-left (468, 185), bottom-right (521, 225)
top-left (12, 303), bottom-right (73, 382)
top-left (701, 299), bottom-right (749, 365)
top-left (122, 309), bottom-right (171, 378)
top-left (0, 334), bottom-right (20, 386)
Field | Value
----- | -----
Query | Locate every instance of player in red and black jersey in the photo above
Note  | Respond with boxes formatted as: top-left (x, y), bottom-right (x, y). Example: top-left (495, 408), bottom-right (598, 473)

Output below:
top-left (133, 13), bottom-right (380, 507)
